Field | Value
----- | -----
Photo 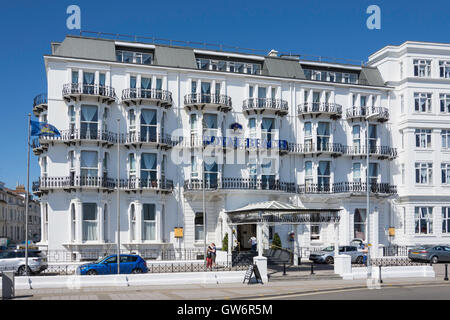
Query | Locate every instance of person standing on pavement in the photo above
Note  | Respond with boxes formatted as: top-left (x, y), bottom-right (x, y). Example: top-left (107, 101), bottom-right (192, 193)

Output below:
top-left (206, 244), bottom-right (213, 269)
top-left (249, 235), bottom-right (257, 252)
top-left (210, 243), bottom-right (217, 267)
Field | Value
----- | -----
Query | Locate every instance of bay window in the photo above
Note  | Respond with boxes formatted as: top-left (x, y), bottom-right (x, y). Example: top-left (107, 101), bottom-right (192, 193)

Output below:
top-left (82, 203), bottom-right (98, 241)
top-left (304, 122), bottom-right (312, 151)
top-left (204, 157), bottom-right (218, 188)
top-left (369, 163), bottom-right (379, 185)
top-left (352, 125), bottom-right (361, 152)
top-left (442, 130), bottom-right (450, 149)
top-left (305, 161), bottom-right (313, 188)
top-left (317, 161), bottom-right (330, 191)
top-left (80, 151), bottom-right (98, 184)
top-left (413, 59), bottom-right (431, 77)
top-left (353, 163), bottom-right (361, 183)
top-left (440, 94), bottom-right (450, 113)
top-left (140, 109), bottom-right (157, 142)
top-left (368, 124), bottom-right (377, 151)
top-left (354, 208), bottom-right (367, 241)
top-left (80, 105), bottom-right (98, 139)
top-left (261, 158), bottom-right (275, 190)
top-left (261, 118), bottom-right (274, 144)
top-left (141, 77), bottom-right (152, 98)
top-left (83, 72), bottom-right (95, 94)
top-left (414, 93), bottom-right (432, 112)
top-left (140, 153), bottom-right (157, 187)
top-left (142, 204), bottom-right (156, 241)
top-left (439, 61), bottom-right (450, 78)
top-left (317, 122), bottom-right (330, 151)
top-left (203, 113), bottom-right (218, 138)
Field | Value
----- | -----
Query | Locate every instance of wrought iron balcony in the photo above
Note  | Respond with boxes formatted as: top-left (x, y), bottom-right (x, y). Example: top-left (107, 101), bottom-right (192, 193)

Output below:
top-left (38, 129), bottom-right (118, 146)
top-left (183, 178), bottom-right (396, 195)
top-left (184, 93), bottom-right (232, 112)
top-left (119, 178), bottom-right (173, 193)
top-left (62, 83), bottom-right (116, 104)
top-left (346, 106), bottom-right (389, 122)
top-left (31, 138), bottom-right (47, 155)
top-left (242, 98), bottom-right (288, 116)
top-left (184, 178), bottom-right (296, 192)
top-left (121, 132), bottom-right (174, 148)
top-left (287, 142), bottom-right (344, 156)
top-left (32, 93), bottom-right (48, 117)
top-left (122, 88), bottom-right (173, 108)
top-left (343, 145), bottom-right (397, 159)
top-left (297, 102), bottom-right (342, 119)
top-left (33, 176), bottom-right (116, 194)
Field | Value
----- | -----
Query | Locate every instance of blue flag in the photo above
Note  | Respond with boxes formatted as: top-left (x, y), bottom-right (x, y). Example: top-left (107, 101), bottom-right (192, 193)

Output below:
top-left (30, 120), bottom-right (61, 137)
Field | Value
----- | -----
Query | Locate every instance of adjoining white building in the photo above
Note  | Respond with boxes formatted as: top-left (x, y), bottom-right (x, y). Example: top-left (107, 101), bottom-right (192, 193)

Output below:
top-left (31, 35), bottom-right (450, 261)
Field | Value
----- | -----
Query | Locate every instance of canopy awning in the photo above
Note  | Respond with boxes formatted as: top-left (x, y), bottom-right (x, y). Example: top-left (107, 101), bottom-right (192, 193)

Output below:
top-left (226, 200), bottom-right (341, 225)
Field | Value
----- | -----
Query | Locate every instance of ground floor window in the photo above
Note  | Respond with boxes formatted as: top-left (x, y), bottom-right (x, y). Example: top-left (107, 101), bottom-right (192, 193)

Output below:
top-left (443, 207), bottom-right (450, 234)
top-left (82, 203), bottom-right (98, 241)
top-left (142, 204), bottom-right (156, 241)
top-left (415, 207), bottom-right (433, 234)
top-left (310, 225), bottom-right (321, 241)
top-left (195, 212), bottom-right (204, 241)
top-left (354, 208), bottom-right (367, 241)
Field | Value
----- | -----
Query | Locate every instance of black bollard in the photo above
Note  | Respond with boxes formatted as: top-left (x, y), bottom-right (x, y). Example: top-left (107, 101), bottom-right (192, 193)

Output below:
top-left (311, 262), bottom-right (314, 275)
top-left (379, 265), bottom-right (383, 284)
top-left (445, 264), bottom-right (449, 281)
top-left (283, 263), bottom-right (287, 276)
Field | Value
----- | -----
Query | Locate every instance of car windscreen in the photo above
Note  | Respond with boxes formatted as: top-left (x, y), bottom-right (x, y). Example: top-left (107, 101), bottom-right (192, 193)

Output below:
top-left (322, 246), bottom-right (334, 252)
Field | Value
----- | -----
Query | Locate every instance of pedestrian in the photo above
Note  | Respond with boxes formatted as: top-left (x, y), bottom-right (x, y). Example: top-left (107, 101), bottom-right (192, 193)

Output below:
top-left (210, 243), bottom-right (217, 267)
top-left (249, 235), bottom-right (257, 252)
top-left (206, 244), bottom-right (213, 270)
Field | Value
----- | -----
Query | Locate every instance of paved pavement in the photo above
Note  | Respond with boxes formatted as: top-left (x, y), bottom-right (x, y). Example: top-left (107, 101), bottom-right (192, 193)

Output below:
top-left (7, 263), bottom-right (449, 300)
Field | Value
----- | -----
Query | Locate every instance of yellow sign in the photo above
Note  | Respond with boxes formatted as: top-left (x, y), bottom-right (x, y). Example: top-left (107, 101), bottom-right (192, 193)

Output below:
top-left (367, 243), bottom-right (372, 247)
top-left (174, 227), bottom-right (183, 238)
top-left (388, 227), bottom-right (395, 236)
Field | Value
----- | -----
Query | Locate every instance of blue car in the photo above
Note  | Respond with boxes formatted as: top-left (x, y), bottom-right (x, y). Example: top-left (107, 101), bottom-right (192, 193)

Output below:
top-left (77, 254), bottom-right (148, 275)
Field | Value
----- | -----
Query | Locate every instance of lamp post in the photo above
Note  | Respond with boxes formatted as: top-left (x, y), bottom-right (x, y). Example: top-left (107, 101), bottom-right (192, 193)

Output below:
top-left (116, 119), bottom-right (120, 274)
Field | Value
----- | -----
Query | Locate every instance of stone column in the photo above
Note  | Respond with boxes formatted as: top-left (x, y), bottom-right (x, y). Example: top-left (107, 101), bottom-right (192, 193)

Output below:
top-left (293, 224), bottom-right (299, 266)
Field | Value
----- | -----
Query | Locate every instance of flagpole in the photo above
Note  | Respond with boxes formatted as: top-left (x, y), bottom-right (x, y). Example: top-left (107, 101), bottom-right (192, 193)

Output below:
top-left (117, 119), bottom-right (120, 274)
top-left (25, 113), bottom-right (31, 276)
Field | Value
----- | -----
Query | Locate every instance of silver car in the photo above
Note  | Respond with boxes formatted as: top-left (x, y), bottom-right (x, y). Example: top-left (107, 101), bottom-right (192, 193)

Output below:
top-left (309, 246), bottom-right (366, 264)
top-left (0, 250), bottom-right (48, 275)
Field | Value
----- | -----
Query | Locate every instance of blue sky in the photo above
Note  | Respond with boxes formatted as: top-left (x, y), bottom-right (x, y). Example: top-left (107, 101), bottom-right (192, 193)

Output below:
top-left (0, 0), bottom-right (449, 189)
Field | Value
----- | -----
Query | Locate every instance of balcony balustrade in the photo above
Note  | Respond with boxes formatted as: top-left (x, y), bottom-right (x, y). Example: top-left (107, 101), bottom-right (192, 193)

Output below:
top-left (297, 102), bottom-right (342, 119)
top-left (37, 129), bottom-right (118, 146)
top-left (183, 178), bottom-right (396, 195)
top-left (346, 106), bottom-right (389, 122)
top-left (122, 88), bottom-right (173, 107)
top-left (32, 176), bottom-right (173, 194)
top-left (121, 132), bottom-right (174, 148)
top-left (62, 83), bottom-right (116, 104)
top-left (32, 93), bottom-right (48, 117)
top-left (242, 98), bottom-right (288, 116)
top-left (343, 145), bottom-right (397, 159)
top-left (287, 142), bottom-right (344, 156)
top-left (184, 93), bottom-right (232, 112)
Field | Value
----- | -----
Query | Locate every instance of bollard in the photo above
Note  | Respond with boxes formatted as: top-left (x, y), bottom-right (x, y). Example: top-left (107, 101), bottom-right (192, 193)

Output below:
top-left (445, 264), bottom-right (449, 281)
top-left (283, 263), bottom-right (287, 276)
top-left (378, 265), bottom-right (383, 284)
top-left (310, 262), bottom-right (314, 275)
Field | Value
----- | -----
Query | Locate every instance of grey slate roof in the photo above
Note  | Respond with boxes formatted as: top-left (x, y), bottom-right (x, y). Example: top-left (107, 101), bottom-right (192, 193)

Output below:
top-left (154, 46), bottom-right (197, 68)
top-left (262, 57), bottom-right (306, 79)
top-left (53, 36), bottom-right (116, 61)
top-left (359, 67), bottom-right (386, 86)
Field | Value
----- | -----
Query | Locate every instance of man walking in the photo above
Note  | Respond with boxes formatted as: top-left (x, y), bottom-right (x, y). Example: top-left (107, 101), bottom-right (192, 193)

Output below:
top-left (249, 235), bottom-right (257, 252)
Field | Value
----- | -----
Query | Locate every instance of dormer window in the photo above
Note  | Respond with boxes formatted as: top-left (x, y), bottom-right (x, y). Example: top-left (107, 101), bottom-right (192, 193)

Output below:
top-left (116, 49), bottom-right (153, 65)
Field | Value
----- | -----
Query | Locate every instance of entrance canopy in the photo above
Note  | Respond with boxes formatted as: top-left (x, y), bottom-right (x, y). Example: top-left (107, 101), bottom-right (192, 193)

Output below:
top-left (226, 200), bottom-right (341, 225)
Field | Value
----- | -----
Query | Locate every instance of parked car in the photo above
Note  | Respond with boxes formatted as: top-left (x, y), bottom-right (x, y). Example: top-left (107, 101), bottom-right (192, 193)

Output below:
top-left (77, 254), bottom-right (148, 275)
top-left (309, 246), bottom-right (366, 264)
top-left (0, 250), bottom-right (48, 275)
top-left (408, 245), bottom-right (450, 263)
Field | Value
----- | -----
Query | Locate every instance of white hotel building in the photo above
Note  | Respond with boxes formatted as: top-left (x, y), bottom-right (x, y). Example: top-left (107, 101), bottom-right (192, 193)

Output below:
top-left (31, 35), bottom-right (450, 260)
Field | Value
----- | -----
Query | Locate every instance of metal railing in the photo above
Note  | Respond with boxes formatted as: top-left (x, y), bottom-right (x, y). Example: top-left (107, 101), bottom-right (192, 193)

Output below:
top-left (344, 145), bottom-right (397, 158)
top-left (33, 176), bottom-right (116, 191)
top-left (242, 98), bottom-right (289, 113)
top-left (122, 88), bottom-right (173, 105)
top-left (287, 142), bottom-right (344, 154)
top-left (37, 129), bottom-right (118, 144)
top-left (297, 102), bottom-right (342, 116)
top-left (346, 106), bottom-right (389, 120)
top-left (62, 83), bottom-right (116, 99)
top-left (118, 178), bottom-right (173, 191)
top-left (183, 178), bottom-right (396, 195)
top-left (121, 132), bottom-right (174, 146)
top-left (33, 93), bottom-right (48, 107)
top-left (184, 93), bottom-right (232, 109)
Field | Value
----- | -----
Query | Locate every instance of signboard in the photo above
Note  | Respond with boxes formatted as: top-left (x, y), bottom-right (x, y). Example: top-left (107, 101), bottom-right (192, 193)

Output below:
top-left (243, 264), bottom-right (263, 284)
top-left (174, 227), bottom-right (183, 238)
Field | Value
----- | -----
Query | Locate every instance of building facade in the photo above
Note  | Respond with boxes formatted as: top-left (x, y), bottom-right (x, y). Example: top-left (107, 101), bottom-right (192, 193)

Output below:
top-left (31, 35), bottom-right (450, 259)
top-left (0, 182), bottom-right (41, 244)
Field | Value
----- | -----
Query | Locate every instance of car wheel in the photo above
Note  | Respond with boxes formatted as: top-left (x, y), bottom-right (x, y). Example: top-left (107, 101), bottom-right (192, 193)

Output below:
top-left (325, 256), bottom-right (334, 264)
top-left (431, 256), bottom-right (439, 264)
top-left (17, 265), bottom-right (32, 276)
top-left (132, 268), bottom-right (143, 274)
top-left (86, 269), bottom-right (98, 275)
top-left (356, 256), bottom-right (364, 264)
